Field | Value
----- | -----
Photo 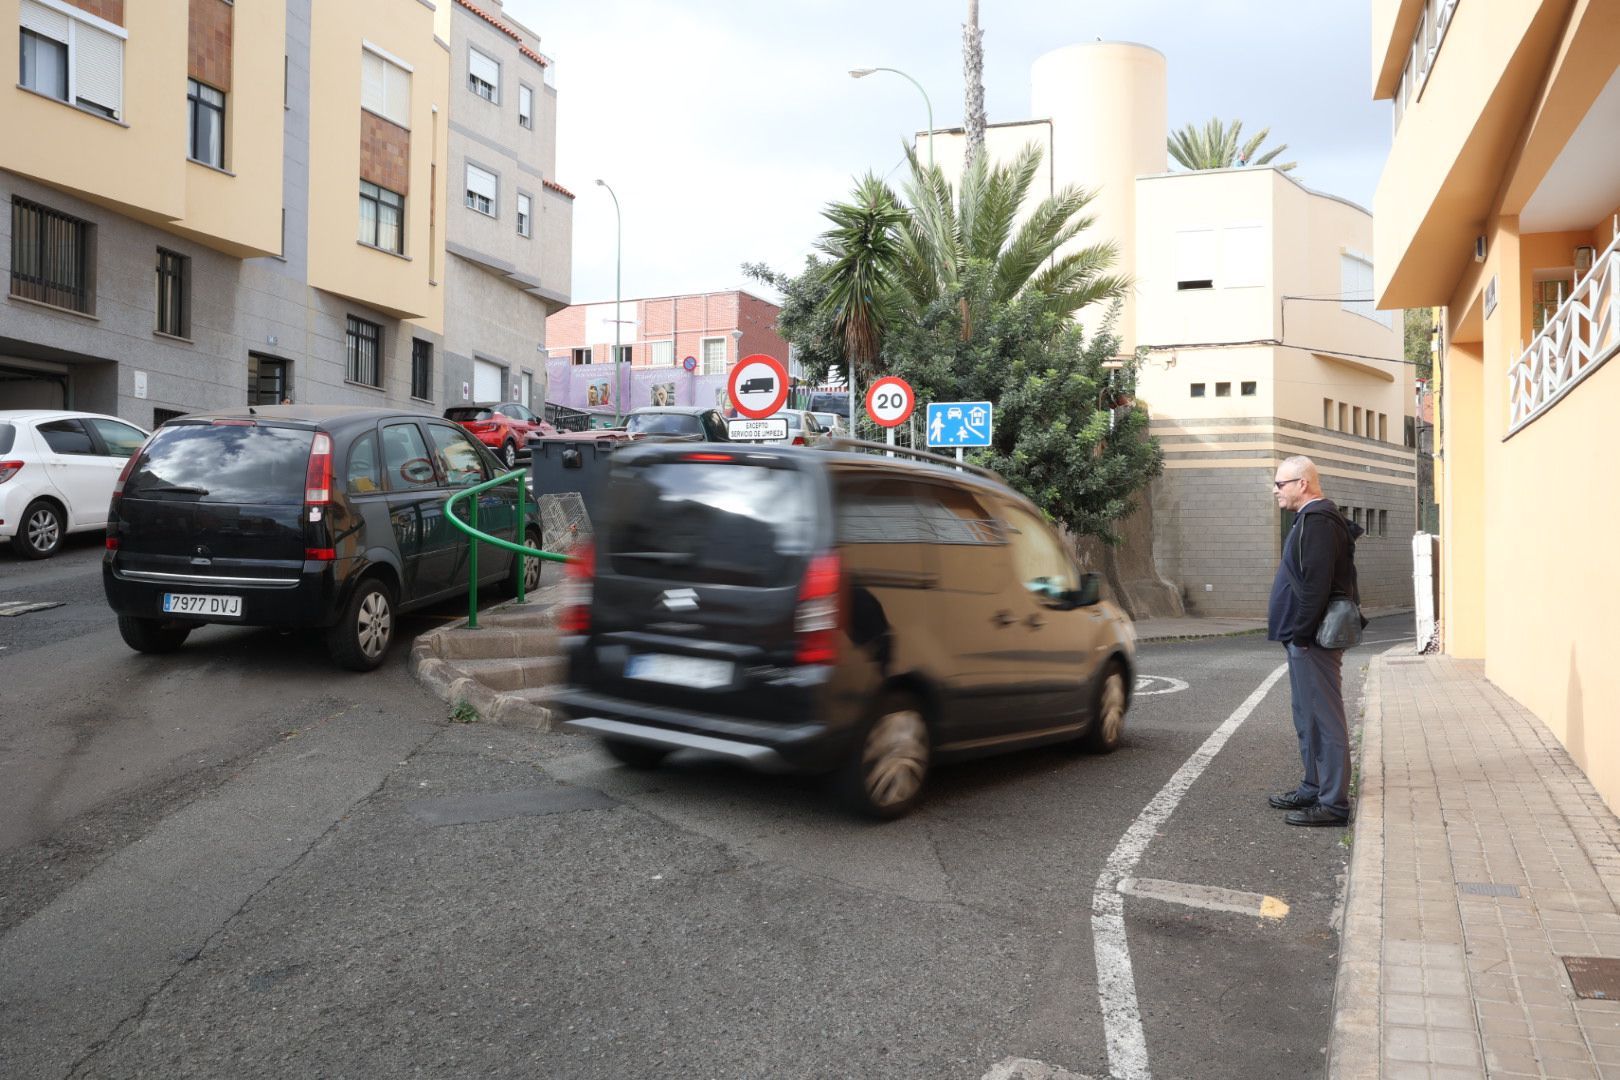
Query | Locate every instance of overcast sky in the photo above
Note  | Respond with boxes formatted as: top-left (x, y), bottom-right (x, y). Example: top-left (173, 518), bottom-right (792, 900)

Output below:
top-left (507, 0), bottom-right (1391, 307)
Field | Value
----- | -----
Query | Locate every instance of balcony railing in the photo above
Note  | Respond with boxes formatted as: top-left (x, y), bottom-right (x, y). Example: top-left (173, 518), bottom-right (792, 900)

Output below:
top-left (1508, 229), bottom-right (1620, 436)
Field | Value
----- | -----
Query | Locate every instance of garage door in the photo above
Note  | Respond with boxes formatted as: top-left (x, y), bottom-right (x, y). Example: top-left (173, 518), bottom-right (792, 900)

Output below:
top-left (473, 358), bottom-right (505, 402)
top-left (0, 364), bottom-right (67, 408)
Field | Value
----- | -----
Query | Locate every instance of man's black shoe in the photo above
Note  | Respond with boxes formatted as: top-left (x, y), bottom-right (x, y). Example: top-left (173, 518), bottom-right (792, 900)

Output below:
top-left (1285, 805), bottom-right (1349, 827)
top-left (1267, 791), bottom-right (1317, 810)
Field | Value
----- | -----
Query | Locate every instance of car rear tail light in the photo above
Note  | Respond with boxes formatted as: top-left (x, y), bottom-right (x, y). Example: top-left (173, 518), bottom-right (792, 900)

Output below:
top-left (304, 432), bottom-right (333, 506)
top-left (305, 547), bottom-right (337, 561)
top-left (0, 460), bottom-right (22, 485)
top-left (682, 452), bottom-right (733, 463)
top-left (791, 436), bottom-right (806, 446)
top-left (795, 552), bottom-right (842, 665)
top-left (559, 542), bottom-right (595, 635)
top-left (104, 536), bottom-right (119, 551)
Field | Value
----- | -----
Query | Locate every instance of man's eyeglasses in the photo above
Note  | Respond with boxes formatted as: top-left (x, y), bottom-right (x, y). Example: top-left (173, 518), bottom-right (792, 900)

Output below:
top-left (1273, 477), bottom-right (1304, 490)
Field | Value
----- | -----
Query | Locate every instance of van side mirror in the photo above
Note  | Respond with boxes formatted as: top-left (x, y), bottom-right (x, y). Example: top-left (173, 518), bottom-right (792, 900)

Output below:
top-left (1074, 572), bottom-right (1102, 607)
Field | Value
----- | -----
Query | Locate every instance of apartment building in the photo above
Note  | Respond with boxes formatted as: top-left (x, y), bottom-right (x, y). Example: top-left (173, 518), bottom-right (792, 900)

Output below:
top-left (543, 290), bottom-right (786, 415)
top-left (442, 0), bottom-right (571, 412)
top-left (928, 43), bottom-right (1413, 617)
top-left (1372, 0), bottom-right (1620, 805)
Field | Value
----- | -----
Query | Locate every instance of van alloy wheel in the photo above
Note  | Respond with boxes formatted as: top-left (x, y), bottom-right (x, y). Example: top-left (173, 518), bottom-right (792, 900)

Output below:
top-left (862, 707), bottom-right (929, 810)
top-left (356, 589), bottom-right (393, 659)
top-left (1099, 670), bottom-right (1127, 745)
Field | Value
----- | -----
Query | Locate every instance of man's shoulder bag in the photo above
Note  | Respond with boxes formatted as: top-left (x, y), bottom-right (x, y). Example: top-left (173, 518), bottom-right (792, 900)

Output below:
top-left (1293, 512), bottom-right (1368, 650)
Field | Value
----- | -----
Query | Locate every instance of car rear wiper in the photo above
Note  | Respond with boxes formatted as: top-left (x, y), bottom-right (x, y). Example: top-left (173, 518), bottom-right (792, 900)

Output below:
top-left (616, 550), bottom-right (695, 564)
top-left (141, 483), bottom-right (210, 495)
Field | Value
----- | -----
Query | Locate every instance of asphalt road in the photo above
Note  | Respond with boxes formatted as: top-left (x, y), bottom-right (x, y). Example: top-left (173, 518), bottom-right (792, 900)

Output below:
top-left (0, 542), bottom-right (1412, 1079)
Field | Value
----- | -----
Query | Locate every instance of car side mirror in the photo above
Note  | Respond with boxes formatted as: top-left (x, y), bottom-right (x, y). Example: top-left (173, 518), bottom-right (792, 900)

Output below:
top-left (1073, 572), bottom-right (1102, 608)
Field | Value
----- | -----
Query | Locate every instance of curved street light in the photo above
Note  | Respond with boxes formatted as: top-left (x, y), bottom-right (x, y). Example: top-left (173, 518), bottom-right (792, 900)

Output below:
top-left (849, 66), bottom-right (934, 170)
top-left (594, 178), bottom-right (623, 425)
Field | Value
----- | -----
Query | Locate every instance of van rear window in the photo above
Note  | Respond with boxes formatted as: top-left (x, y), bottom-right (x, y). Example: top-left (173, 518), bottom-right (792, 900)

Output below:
top-left (604, 461), bottom-right (815, 586)
top-left (0, 424), bottom-right (13, 455)
top-left (123, 424), bottom-right (314, 504)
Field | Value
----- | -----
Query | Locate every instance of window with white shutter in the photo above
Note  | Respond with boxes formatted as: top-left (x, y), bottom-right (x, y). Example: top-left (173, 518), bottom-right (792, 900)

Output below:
top-left (701, 337), bottom-right (726, 375)
top-left (1340, 253), bottom-right (1393, 328)
top-left (650, 340), bottom-right (674, 367)
top-left (73, 20), bottom-right (121, 117)
top-left (468, 47), bottom-right (499, 101)
top-left (465, 164), bottom-right (497, 215)
top-left (18, 0), bottom-right (126, 120)
top-left (1175, 229), bottom-right (1216, 290)
top-left (361, 46), bottom-right (411, 127)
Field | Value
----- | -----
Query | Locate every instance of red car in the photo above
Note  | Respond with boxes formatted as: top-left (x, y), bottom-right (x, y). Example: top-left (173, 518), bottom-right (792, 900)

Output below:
top-left (444, 402), bottom-right (554, 468)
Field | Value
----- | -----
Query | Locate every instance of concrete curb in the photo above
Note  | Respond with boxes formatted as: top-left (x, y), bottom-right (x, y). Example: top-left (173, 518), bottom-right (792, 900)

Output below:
top-left (1326, 647), bottom-right (1398, 1080)
top-left (408, 605), bottom-right (557, 732)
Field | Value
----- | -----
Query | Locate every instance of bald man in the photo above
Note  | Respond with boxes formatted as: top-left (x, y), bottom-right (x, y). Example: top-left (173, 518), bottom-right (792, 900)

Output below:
top-left (1266, 456), bottom-right (1364, 827)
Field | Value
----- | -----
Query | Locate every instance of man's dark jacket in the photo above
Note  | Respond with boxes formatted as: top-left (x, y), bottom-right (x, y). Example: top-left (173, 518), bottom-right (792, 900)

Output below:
top-left (1267, 499), bottom-right (1364, 645)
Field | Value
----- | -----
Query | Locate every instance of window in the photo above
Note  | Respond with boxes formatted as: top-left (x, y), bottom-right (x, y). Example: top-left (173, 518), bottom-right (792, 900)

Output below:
top-left (1323, 398), bottom-right (1334, 429)
top-left (1379, 413), bottom-right (1388, 442)
top-left (1175, 228), bottom-right (1216, 290)
top-left (359, 181), bottom-right (404, 253)
top-left (426, 424), bottom-right (488, 488)
top-left (346, 430), bottom-right (382, 494)
top-left (249, 353), bottom-right (288, 404)
top-left (650, 340), bottom-right (674, 367)
top-left (465, 164), bottom-right (497, 215)
top-left (382, 422), bottom-right (436, 491)
top-left (1353, 406), bottom-right (1363, 436)
top-left (19, 0), bottom-right (124, 119)
top-left (86, 418), bottom-right (147, 457)
top-left (614, 345), bottom-right (631, 366)
top-left (188, 78), bottom-right (226, 168)
top-left (1215, 382), bottom-right (1231, 397)
top-left (1339, 403), bottom-right (1349, 431)
top-left (361, 47), bottom-right (411, 127)
top-left (10, 196), bottom-right (92, 314)
top-left (152, 407), bottom-right (185, 428)
top-left (518, 83), bottom-right (533, 128)
top-left (346, 316), bottom-right (382, 387)
top-left (468, 47), bottom-right (499, 101)
top-left (37, 418), bottom-right (95, 455)
top-left (1190, 383), bottom-right (1206, 397)
top-left (1241, 381), bottom-right (1257, 396)
top-left (1340, 253), bottom-right (1393, 328)
top-left (701, 337), bottom-right (726, 375)
top-left (411, 338), bottom-right (432, 400)
top-left (155, 249), bottom-right (190, 337)
top-left (1351, 507), bottom-right (1363, 528)
top-left (571, 347), bottom-right (592, 366)
top-left (516, 192), bottom-right (531, 237)
top-left (519, 371), bottom-right (532, 408)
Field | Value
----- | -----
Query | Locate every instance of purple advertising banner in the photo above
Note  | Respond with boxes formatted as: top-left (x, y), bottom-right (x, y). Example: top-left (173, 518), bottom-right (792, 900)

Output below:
top-left (545, 358), bottom-right (734, 416)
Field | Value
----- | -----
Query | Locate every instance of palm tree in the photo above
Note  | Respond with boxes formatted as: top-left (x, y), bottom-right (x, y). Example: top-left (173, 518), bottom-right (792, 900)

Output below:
top-left (1168, 118), bottom-right (1296, 172)
top-left (814, 174), bottom-right (909, 380)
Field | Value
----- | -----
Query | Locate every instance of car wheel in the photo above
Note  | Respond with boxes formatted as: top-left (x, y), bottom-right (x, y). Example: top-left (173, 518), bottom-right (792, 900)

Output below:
top-left (14, 499), bottom-right (64, 559)
top-left (502, 527), bottom-right (543, 597)
top-left (837, 693), bottom-right (930, 819)
top-left (327, 577), bottom-right (395, 672)
top-left (1083, 660), bottom-right (1129, 754)
top-left (502, 439), bottom-right (518, 469)
top-left (116, 615), bottom-right (192, 654)
top-left (602, 738), bottom-right (669, 770)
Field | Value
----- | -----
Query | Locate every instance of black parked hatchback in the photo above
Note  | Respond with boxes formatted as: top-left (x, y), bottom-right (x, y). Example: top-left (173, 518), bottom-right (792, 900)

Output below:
top-left (103, 406), bottom-right (540, 670)
top-left (552, 440), bottom-right (1137, 818)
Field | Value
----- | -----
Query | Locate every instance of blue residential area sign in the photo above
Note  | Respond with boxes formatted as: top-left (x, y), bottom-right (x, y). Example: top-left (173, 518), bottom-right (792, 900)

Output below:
top-left (925, 401), bottom-right (993, 448)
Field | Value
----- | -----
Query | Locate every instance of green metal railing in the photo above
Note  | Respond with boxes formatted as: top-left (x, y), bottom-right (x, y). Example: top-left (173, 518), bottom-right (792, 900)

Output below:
top-left (444, 468), bottom-right (574, 629)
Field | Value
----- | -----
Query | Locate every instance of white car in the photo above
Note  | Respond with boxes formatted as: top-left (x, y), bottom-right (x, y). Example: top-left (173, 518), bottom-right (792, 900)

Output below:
top-left (810, 411), bottom-right (848, 438)
top-left (0, 410), bottom-right (152, 559)
top-left (767, 409), bottom-right (830, 447)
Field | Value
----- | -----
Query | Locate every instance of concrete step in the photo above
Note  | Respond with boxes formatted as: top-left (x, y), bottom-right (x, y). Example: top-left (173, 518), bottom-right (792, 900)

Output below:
top-left (508, 685), bottom-right (565, 708)
top-left (450, 655), bottom-right (565, 693)
top-left (436, 626), bottom-right (560, 661)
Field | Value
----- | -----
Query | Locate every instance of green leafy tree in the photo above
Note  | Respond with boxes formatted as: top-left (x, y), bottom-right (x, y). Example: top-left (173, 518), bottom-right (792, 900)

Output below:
top-left (742, 257), bottom-right (844, 387)
top-left (1404, 307), bottom-right (1435, 381)
top-left (1168, 118), bottom-right (1296, 172)
top-left (812, 175), bottom-right (909, 382)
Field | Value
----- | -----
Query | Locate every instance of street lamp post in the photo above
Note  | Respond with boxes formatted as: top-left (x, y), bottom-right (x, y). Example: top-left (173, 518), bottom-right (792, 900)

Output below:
top-left (594, 178), bottom-right (623, 425)
top-left (849, 66), bottom-right (934, 170)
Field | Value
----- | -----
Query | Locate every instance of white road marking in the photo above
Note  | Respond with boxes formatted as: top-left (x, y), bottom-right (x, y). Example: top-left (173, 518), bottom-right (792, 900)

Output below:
top-left (982, 1057), bottom-right (1098, 1080)
top-left (1132, 675), bottom-right (1188, 696)
top-left (1118, 876), bottom-right (1289, 920)
top-left (1090, 661), bottom-right (1289, 1080)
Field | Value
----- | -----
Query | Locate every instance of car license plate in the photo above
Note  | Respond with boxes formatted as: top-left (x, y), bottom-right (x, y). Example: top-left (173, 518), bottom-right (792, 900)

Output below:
top-left (162, 593), bottom-right (243, 618)
top-left (625, 653), bottom-right (733, 689)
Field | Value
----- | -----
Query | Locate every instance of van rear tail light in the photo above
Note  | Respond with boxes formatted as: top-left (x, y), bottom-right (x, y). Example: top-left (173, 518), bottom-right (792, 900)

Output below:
top-left (304, 432), bottom-right (333, 506)
top-left (682, 452), bottom-right (734, 463)
top-left (795, 552), bottom-right (842, 665)
top-left (0, 460), bottom-right (22, 485)
top-left (559, 542), bottom-right (595, 635)
top-left (305, 548), bottom-right (337, 561)
top-left (107, 453), bottom-right (140, 515)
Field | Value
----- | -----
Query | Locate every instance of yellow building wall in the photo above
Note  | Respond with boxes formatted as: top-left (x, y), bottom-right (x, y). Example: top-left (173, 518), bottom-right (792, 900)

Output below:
top-left (0, 0), bottom-right (188, 224)
top-left (307, 0), bottom-right (448, 328)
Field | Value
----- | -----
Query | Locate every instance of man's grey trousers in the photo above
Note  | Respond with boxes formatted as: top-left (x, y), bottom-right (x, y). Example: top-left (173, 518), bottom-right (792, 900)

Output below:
top-left (1284, 642), bottom-right (1351, 816)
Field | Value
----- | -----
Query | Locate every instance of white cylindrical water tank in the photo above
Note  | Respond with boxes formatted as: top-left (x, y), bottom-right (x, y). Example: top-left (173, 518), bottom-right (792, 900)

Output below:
top-left (1030, 43), bottom-right (1168, 351)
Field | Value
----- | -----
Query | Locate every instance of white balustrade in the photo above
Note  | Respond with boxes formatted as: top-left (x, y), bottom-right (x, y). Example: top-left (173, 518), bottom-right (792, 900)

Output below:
top-left (1507, 230), bottom-right (1620, 435)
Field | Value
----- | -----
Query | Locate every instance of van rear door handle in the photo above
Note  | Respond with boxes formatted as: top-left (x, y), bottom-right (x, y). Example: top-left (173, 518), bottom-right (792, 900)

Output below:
top-left (1026, 614), bottom-right (1045, 629)
top-left (991, 611), bottom-right (1015, 628)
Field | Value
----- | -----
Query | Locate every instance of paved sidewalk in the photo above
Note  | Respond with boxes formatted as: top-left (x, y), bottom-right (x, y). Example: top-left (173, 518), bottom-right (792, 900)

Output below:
top-left (1332, 652), bottom-right (1620, 1079)
top-left (1133, 606), bottom-right (1411, 642)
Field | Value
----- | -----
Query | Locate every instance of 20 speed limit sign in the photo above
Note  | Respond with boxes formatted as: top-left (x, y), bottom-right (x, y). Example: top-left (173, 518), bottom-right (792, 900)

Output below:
top-left (864, 376), bottom-right (915, 428)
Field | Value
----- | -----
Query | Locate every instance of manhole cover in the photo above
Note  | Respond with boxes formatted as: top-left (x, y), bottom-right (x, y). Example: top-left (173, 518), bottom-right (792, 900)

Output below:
top-left (406, 785), bottom-right (616, 827)
top-left (1563, 956), bottom-right (1620, 1000)
top-left (1458, 882), bottom-right (1522, 897)
top-left (0, 600), bottom-right (63, 617)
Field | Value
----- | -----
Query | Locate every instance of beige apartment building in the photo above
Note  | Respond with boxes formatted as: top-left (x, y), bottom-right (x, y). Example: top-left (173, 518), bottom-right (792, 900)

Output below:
top-left (929, 43), bottom-right (1413, 616)
top-left (0, 0), bottom-right (571, 425)
top-left (1372, 0), bottom-right (1620, 807)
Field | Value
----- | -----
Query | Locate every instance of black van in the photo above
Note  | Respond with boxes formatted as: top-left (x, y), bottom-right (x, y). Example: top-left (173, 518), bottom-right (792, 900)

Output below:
top-left (103, 406), bottom-right (541, 671)
top-left (552, 441), bottom-right (1137, 818)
